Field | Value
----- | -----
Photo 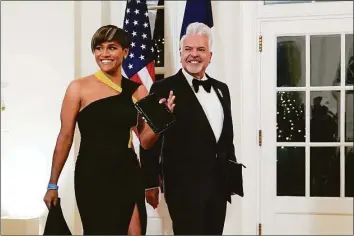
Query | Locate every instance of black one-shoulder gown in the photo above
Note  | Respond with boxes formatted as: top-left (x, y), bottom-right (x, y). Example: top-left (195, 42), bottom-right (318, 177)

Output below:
top-left (74, 78), bottom-right (147, 235)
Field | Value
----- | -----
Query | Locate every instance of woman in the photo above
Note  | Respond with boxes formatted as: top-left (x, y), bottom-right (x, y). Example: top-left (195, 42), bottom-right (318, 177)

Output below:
top-left (43, 25), bottom-right (175, 235)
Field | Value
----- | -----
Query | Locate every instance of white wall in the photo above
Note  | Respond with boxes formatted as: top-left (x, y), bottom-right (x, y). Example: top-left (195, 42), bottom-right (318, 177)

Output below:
top-left (1, 1), bottom-right (76, 233)
top-left (211, 2), bottom-right (244, 235)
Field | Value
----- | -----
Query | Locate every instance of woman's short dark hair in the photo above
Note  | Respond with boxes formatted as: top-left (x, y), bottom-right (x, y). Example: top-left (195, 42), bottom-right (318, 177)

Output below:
top-left (91, 25), bottom-right (131, 53)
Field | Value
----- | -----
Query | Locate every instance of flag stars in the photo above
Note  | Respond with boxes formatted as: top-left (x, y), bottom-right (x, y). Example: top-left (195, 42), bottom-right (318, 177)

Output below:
top-left (123, 1), bottom-right (154, 76)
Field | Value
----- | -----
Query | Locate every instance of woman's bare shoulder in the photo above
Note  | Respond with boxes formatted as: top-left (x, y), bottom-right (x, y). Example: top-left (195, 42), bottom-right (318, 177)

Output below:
top-left (72, 75), bottom-right (97, 89)
top-left (65, 75), bottom-right (96, 97)
top-left (75, 74), bottom-right (96, 85)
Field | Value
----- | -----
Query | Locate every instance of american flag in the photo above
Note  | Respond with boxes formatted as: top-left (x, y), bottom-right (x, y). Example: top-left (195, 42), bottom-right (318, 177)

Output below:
top-left (122, 0), bottom-right (155, 90)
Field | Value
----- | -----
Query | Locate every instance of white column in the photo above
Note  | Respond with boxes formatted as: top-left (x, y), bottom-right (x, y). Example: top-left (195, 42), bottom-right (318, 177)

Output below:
top-left (78, 1), bottom-right (103, 78)
top-left (73, 1), bottom-right (103, 234)
top-left (164, 1), bottom-right (186, 77)
top-left (239, 1), bottom-right (260, 235)
top-left (109, 0), bottom-right (127, 28)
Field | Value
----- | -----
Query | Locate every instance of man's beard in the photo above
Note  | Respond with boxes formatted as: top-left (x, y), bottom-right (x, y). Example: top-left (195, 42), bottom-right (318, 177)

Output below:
top-left (186, 63), bottom-right (203, 75)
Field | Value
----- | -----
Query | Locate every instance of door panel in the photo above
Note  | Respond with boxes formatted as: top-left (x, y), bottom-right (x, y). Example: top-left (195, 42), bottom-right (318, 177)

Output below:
top-left (260, 17), bottom-right (353, 235)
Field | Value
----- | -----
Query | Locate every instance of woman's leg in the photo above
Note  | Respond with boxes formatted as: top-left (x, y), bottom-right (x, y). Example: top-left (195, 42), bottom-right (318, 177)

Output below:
top-left (128, 203), bottom-right (141, 235)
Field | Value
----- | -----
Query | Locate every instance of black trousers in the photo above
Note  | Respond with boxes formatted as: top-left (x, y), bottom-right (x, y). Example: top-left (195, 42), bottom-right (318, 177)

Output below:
top-left (166, 177), bottom-right (227, 235)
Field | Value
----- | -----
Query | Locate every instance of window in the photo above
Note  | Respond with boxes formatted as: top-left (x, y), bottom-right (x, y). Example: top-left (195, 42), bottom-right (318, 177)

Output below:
top-left (147, 0), bottom-right (164, 81)
top-left (275, 33), bottom-right (353, 197)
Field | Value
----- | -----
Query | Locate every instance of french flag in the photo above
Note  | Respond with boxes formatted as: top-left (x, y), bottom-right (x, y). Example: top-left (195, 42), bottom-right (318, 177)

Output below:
top-left (180, 0), bottom-right (214, 39)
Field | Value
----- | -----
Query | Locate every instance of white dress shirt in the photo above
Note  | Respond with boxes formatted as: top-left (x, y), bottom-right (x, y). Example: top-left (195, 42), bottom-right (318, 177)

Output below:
top-left (182, 69), bottom-right (224, 142)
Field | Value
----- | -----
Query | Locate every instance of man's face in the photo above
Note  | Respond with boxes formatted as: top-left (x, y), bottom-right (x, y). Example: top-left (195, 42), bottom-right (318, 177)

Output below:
top-left (180, 34), bottom-right (212, 79)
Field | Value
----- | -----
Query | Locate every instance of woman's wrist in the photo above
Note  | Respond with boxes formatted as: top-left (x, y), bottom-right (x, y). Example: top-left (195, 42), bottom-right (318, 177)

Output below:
top-left (47, 183), bottom-right (59, 190)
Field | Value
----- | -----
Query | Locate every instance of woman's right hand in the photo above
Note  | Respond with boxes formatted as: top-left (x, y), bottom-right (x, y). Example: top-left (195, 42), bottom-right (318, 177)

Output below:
top-left (43, 189), bottom-right (58, 209)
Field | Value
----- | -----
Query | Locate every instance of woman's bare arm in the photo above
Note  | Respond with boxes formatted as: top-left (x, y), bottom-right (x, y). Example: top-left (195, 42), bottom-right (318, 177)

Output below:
top-left (48, 80), bottom-right (81, 185)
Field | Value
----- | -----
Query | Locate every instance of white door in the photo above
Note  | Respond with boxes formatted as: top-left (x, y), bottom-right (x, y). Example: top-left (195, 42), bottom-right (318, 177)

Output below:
top-left (260, 17), bottom-right (353, 235)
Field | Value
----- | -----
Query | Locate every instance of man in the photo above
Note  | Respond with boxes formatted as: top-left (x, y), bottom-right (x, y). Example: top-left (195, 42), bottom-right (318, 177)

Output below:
top-left (141, 22), bottom-right (239, 235)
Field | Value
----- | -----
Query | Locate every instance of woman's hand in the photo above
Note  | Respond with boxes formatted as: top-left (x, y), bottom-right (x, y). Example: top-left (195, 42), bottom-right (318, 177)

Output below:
top-left (43, 189), bottom-right (58, 209)
top-left (159, 90), bottom-right (176, 112)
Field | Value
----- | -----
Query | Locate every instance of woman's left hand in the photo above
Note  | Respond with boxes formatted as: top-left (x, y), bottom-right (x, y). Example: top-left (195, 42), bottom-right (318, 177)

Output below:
top-left (159, 90), bottom-right (176, 112)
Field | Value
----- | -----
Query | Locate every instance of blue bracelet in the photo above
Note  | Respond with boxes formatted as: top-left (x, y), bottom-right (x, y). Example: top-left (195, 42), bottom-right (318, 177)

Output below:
top-left (47, 183), bottom-right (59, 190)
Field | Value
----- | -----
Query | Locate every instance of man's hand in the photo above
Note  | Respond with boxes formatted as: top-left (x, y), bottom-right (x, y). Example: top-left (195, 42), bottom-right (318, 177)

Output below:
top-left (159, 90), bottom-right (176, 113)
top-left (145, 188), bottom-right (160, 209)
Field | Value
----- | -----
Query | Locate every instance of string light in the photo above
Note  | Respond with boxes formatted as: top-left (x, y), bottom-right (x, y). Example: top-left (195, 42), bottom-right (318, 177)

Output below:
top-left (153, 36), bottom-right (164, 66)
top-left (277, 92), bottom-right (305, 142)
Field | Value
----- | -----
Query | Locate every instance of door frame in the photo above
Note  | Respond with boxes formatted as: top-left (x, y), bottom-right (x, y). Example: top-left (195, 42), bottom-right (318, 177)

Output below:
top-left (259, 17), bottom-right (353, 234)
top-left (239, 1), bottom-right (353, 235)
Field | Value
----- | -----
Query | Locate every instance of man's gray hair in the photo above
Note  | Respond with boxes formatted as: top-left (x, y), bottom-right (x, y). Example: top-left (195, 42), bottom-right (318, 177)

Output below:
top-left (180, 22), bottom-right (213, 50)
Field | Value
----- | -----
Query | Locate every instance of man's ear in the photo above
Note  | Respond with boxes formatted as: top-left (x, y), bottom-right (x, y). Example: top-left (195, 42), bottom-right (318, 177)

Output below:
top-left (209, 51), bottom-right (213, 64)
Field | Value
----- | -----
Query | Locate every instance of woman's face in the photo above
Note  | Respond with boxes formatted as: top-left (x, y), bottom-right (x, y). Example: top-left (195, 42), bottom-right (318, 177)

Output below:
top-left (94, 41), bottom-right (128, 75)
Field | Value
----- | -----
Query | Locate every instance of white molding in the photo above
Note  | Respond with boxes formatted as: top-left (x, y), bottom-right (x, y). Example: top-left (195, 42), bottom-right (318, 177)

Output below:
top-left (239, 1), bottom-right (261, 235)
top-left (1, 81), bottom-right (8, 88)
top-left (257, 1), bottom-right (353, 19)
top-left (1, 217), bottom-right (42, 235)
top-left (148, 5), bottom-right (164, 10)
top-left (155, 67), bottom-right (165, 75)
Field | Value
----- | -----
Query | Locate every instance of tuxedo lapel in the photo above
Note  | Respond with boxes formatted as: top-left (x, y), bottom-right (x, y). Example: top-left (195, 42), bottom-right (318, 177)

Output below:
top-left (173, 70), bottom-right (216, 144)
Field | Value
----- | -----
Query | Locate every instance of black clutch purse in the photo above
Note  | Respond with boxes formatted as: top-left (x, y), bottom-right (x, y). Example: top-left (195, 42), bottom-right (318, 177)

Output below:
top-left (43, 198), bottom-right (72, 235)
top-left (134, 93), bottom-right (176, 134)
top-left (226, 160), bottom-right (246, 197)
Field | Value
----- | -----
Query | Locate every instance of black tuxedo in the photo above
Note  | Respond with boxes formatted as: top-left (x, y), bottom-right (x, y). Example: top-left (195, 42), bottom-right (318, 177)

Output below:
top-left (141, 69), bottom-right (239, 234)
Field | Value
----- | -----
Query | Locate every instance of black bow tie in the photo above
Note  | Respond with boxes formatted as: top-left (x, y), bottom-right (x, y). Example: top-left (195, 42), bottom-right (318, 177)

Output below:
top-left (192, 78), bottom-right (211, 93)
